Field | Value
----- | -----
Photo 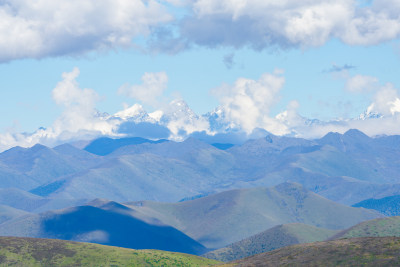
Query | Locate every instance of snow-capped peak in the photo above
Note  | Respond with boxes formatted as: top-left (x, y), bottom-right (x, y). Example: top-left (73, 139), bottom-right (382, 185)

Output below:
top-left (113, 104), bottom-right (149, 121)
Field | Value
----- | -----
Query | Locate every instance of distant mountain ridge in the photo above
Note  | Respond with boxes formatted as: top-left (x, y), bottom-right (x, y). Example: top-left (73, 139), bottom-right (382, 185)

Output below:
top-left (1, 129), bottom-right (400, 214)
top-left (124, 183), bottom-right (381, 249)
top-left (204, 223), bottom-right (338, 262)
top-left (353, 195), bottom-right (400, 216)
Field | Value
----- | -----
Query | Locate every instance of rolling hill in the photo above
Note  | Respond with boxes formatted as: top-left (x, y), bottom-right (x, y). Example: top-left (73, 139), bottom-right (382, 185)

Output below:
top-left (0, 200), bottom-right (207, 255)
top-left (204, 223), bottom-right (338, 262)
top-left (0, 237), bottom-right (220, 266)
top-left (125, 183), bottom-right (381, 249)
top-left (331, 216), bottom-right (400, 240)
top-left (223, 237), bottom-right (400, 266)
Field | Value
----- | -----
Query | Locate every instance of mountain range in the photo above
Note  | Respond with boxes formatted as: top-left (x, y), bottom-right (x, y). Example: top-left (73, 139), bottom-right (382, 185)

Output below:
top-left (1, 128), bottom-right (400, 262)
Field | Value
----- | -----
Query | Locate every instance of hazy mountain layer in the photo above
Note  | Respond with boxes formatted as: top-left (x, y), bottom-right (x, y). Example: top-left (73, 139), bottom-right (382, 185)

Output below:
top-left (125, 183), bottom-right (381, 249)
top-left (2, 129), bottom-right (400, 207)
top-left (353, 195), bottom-right (400, 216)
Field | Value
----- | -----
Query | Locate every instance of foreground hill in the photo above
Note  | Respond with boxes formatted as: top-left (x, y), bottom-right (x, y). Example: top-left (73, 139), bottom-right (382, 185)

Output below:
top-left (204, 223), bottom-right (338, 262)
top-left (353, 195), bottom-right (400, 216)
top-left (224, 237), bottom-right (400, 266)
top-left (0, 201), bottom-right (206, 255)
top-left (126, 183), bottom-right (381, 249)
top-left (332, 216), bottom-right (400, 240)
top-left (0, 237), bottom-right (219, 266)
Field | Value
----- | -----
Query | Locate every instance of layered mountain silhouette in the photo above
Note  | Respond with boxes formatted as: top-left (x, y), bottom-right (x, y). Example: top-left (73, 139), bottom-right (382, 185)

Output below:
top-left (0, 200), bottom-right (206, 255)
top-left (0, 129), bottom-right (396, 208)
top-left (125, 183), bottom-right (380, 249)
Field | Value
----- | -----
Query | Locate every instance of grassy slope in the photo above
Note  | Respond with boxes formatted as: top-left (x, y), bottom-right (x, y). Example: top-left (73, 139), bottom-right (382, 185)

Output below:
top-left (332, 216), bottom-right (400, 239)
top-left (126, 183), bottom-right (380, 249)
top-left (204, 223), bottom-right (338, 262)
top-left (0, 237), bottom-right (220, 267)
top-left (223, 237), bottom-right (400, 267)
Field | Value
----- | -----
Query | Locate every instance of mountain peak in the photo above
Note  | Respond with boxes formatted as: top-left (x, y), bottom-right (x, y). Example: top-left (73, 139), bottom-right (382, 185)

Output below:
top-left (343, 129), bottom-right (370, 140)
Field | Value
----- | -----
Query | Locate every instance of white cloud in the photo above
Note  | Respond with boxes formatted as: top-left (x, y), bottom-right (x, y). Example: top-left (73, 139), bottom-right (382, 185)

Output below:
top-left (118, 72), bottom-right (168, 107)
top-left (367, 83), bottom-right (400, 116)
top-left (0, 0), bottom-right (172, 62)
top-left (0, 68), bottom-right (119, 152)
top-left (51, 68), bottom-right (116, 136)
top-left (212, 71), bottom-right (287, 134)
top-left (175, 0), bottom-right (400, 50)
top-left (345, 74), bottom-right (379, 93)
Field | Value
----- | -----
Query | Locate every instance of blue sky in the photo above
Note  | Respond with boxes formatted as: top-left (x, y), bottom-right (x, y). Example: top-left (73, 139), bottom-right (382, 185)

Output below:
top-left (0, 0), bottom-right (400, 150)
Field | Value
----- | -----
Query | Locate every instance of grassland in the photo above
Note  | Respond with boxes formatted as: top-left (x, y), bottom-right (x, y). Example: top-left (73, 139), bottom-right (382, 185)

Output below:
top-left (0, 236), bottom-right (220, 266)
top-left (332, 216), bottom-right (400, 239)
top-left (222, 237), bottom-right (400, 267)
top-left (204, 223), bottom-right (338, 262)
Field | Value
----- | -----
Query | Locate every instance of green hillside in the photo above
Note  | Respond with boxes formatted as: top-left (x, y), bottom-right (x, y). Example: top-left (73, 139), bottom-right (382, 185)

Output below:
top-left (204, 223), bottom-right (338, 262)
top-left (332, 216), bottom-right (400, 239)
top-left (0, 237), bottom-right (220, 266)
top-left (223, 237), bottom-right (400, 267)
top-left (126, 182), bottom-right (380, 249)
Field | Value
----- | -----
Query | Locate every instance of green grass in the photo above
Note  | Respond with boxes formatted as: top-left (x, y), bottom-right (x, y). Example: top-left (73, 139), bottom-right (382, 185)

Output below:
top-left (334, 216), bottom-right (400, 239)
top-left (222, 237), bottom-right (400, 267)
top-left (203, 223), bottom-right (338, 262)
top-left (0, 237), bottom-right (221, 266)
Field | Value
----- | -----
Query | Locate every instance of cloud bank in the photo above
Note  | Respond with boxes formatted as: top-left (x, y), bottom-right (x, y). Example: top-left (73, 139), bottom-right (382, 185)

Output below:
top-left (0, 0), bottom-right (172, 62)
top-left (1, 0), bottom-right (400, 61)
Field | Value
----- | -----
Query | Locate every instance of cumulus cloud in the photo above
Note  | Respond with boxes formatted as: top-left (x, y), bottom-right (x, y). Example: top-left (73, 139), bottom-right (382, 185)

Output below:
top-left (367, 83), bottom-right (400, 116)
top-left (212, 71), bottom-right (288, 134)
top-left (0, 0), bottom-right (172, 62)
top-left (171, 0), bottom-right (400, 50)
top-left (51, 68), bottom-right (116, 136)
top-left (0, 68), bottom-right (119, 152)
top-left (118, 72), bottom-right (168, 107)
top-left (2, 0), bottom-right (400, 61)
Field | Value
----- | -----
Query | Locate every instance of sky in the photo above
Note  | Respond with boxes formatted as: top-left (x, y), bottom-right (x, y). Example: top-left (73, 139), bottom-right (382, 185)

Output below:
top-left (0, 0), bottom-right (400, 150)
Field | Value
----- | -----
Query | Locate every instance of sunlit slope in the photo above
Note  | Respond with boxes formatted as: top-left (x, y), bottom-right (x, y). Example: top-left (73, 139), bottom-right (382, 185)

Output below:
top-left (0, 237), bottom-right (220, 267)
top-left (332, 216), bottom-right (400, 239)
top-left (223, 237), bottom-right (400, 267)
top-left (204, 223), bottom-right (338, 262)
